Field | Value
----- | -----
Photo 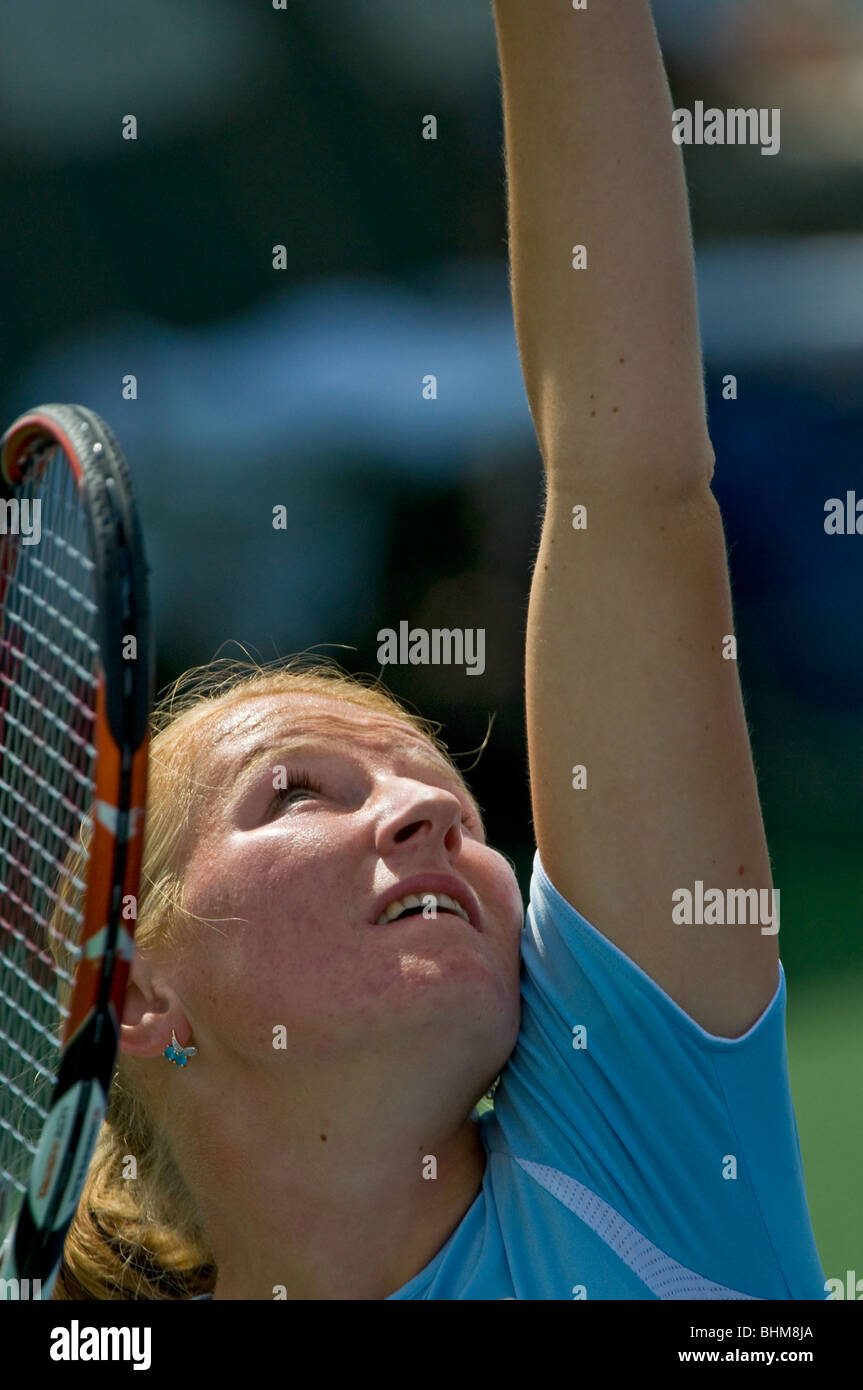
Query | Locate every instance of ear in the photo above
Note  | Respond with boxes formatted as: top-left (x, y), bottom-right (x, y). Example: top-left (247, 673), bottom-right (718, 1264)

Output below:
top-left (119, 960), bottom-right (192, 1060)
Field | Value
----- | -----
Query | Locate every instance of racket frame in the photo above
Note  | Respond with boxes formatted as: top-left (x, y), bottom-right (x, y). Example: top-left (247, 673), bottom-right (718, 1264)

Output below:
top-left (0, 404), bottom-right (151, 1299)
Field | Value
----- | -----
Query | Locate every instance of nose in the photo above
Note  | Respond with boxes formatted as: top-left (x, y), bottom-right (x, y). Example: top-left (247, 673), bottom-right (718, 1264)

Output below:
top-left (374, 779), bottom-right (465, 858)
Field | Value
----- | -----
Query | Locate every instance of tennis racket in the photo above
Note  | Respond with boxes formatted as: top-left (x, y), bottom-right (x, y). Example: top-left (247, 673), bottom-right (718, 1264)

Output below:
top-left (0, 404), bottom-right (151, 1300)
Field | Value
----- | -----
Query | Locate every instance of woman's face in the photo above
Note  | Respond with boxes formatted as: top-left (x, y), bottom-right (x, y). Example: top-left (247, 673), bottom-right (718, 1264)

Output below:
top-left (168, 692), bottom-right (524, 1074)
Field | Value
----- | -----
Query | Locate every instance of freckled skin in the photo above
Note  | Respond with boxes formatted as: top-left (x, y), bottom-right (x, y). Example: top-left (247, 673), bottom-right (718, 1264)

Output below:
top-left (175, 693), bottom-right (524, 1068)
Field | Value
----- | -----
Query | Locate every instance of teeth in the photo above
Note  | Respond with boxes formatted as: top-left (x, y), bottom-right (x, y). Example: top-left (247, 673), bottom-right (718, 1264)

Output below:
top-left (376, 890), bottom-right (471, 926)
top-left (436, 892), bottom-right (471, 922)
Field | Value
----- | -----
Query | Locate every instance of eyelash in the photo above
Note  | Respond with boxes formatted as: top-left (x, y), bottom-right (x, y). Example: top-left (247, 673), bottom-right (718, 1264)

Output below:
top-left (272, 770), bottom-right (324, 808)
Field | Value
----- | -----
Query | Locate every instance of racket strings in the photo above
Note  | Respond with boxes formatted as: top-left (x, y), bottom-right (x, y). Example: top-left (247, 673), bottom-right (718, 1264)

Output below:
top-left (0, 450), bottom-right (100, 1215)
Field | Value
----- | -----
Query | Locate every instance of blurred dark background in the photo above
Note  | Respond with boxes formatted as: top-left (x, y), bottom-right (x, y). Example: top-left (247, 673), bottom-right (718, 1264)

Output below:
top-left (0, 0), bottom-right (859, 1278)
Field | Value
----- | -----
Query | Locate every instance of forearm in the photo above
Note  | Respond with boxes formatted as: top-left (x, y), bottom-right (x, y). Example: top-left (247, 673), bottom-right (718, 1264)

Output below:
top-left (492, 0), bottom-right (714, 486)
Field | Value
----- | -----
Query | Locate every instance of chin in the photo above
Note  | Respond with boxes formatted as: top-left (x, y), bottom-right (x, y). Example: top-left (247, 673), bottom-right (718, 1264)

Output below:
top-left (407, 952), bottom-right (519, 1039)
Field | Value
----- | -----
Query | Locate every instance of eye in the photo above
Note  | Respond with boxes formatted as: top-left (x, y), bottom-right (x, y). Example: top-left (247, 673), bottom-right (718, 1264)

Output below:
top-left (267, 769), bottom-right (324, 815)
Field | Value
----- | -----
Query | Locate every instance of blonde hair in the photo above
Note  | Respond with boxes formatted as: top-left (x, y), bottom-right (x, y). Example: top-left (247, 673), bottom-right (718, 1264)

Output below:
top-left (51, 654), bottom-right (480, 1300)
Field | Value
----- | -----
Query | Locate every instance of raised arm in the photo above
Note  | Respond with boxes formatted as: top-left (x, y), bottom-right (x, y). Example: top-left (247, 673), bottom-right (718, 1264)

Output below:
top-left (493, 0), bottom-right (779, 1036)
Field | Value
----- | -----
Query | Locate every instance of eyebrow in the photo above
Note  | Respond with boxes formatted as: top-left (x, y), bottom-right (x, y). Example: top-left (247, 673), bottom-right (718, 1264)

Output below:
top-left (231, 734), bottom-right (486, 833)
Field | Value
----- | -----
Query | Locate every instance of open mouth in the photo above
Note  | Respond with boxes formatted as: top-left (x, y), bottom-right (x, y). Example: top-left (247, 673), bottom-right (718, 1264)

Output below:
top-left (375, 891), bottom-right (472, 927)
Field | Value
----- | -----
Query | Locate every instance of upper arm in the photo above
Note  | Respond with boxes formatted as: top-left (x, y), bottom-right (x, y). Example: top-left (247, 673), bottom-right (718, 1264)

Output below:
top-left (525, 470), bottom-right (779, 1037)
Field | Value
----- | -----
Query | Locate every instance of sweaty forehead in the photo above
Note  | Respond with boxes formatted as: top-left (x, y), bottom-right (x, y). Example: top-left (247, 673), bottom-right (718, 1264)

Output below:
top-left (202, 692), bottom-right (456, 780)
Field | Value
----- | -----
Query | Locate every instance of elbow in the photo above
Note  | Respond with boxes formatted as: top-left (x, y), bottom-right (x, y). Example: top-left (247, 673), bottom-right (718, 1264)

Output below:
top-left (542, 436), bottom-right (718, 503)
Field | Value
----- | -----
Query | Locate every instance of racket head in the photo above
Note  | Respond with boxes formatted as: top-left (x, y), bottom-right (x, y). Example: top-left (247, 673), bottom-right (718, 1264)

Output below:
top-left (0, 404), bottom-right (151, 1299)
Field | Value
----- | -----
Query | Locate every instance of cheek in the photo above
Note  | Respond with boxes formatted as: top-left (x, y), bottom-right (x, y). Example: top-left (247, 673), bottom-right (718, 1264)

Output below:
top-left (183, 824), bottom-right (334, 927)
top-left (184, 922), bottom-right (359, 1059)
top-left (179, 833), bottom-right (361, 1042)
top-left (481, 851), bottom-right (525, 936)
top-left (491, 863), bottom-right (526, 990)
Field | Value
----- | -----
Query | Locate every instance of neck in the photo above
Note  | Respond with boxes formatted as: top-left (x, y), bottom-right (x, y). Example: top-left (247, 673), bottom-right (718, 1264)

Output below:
top-left (173, 1065), bottom-right (489, 1300)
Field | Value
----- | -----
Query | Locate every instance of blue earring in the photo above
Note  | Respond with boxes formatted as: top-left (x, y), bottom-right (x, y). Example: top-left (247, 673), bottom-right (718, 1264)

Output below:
top-left (163, 1030), bottom-right (197, 1067)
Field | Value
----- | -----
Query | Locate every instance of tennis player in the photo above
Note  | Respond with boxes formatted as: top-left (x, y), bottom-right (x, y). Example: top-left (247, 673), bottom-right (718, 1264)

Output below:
top-left (53, 1), bottom-right (825, 1299)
